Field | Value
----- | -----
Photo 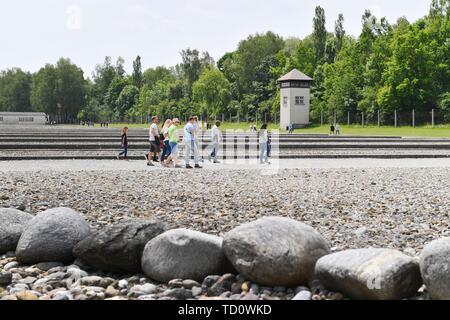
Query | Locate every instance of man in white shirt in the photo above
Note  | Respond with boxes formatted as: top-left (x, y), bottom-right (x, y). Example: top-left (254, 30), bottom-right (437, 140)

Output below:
top-left (208, 121), bottom-right (221, 164)
top-left (146, 116), bottom-right (161, 166)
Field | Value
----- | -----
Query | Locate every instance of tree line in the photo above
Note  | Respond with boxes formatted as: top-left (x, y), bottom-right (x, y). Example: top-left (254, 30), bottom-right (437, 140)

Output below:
top-left (0, 0), bottom-right (448, 124)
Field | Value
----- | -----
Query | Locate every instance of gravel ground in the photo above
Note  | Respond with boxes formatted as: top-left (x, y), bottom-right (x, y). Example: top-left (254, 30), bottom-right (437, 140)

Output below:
top-left (1, 159), bottom-right (449, 251)
top-left (1, 149), bottom-right (450, 159)
top-left (0, 159), bottom-right (449, 300)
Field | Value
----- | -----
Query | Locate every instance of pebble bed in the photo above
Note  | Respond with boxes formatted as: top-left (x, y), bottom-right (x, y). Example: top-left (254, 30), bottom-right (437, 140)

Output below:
top-left (1, 149), bottom-right (449, 158)
top-left (0, 164), bottom-right (449, 300)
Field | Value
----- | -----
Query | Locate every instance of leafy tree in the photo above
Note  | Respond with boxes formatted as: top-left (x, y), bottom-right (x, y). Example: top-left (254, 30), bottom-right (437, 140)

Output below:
top-left (131, 56), bottom-right (143, 89)
top-left (335, 14), bottom-right (346, 53)
top-left (116, 85), bottom-right (139, 120)
top-left (180, 49), bottom-right (214, 97)
top-left (143, 66), bottom-right (174, 89)
top-left (0, 68), bottom-right (32, 112)
top-left (105, 76), bottom-right (130, 113)
top-left (313, 6), bottom-right (327, 62)
top-left (233, 31), bottom-right (284, 97)
top-left (92, 56), bottom-right (125, 105)
top-left (54, 58), bottom-right (86, 122)
top-left (193, 68), bottom-right (231, 118)
top-left (30, 64), bottom-right (57, 117)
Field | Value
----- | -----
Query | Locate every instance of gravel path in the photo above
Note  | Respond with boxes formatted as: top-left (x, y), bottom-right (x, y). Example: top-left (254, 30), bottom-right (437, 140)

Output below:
top-left (1, 159), bottom-right (449, 301)
top-left (1, 159), bottom-right (449, 253)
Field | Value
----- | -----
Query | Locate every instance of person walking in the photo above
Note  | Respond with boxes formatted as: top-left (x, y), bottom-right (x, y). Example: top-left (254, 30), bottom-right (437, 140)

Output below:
top-left (330, 124), bottom-right (335, 136)
top-left (161, 119), bottom-right (172, 162)
top-left (165, 118), bottom-right (182, 168)
top-left (258, 124), bottom-right (270, 164)
top-left (146, 116), bottom-right (161, 166)
top-left (208, 120), bottom-right (221, 164)
top-left (117, 127), bottom-right (129, 161)
top-left (193, 116), bottom-right (203, 162)
top-left (184, 117), bottom-right (202, 169)
top-left (336, 123), bottom-right (341, 136)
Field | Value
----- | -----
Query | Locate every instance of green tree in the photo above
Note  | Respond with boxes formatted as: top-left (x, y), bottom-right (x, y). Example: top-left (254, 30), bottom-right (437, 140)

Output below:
top-left (131, 56), bottom-right (143, 89)
top-left (180, 49), bottom-right (214, 97)
top-left (105, 76), bottom-right (130, 113)
top-left (335, 14), bottom-right (346, 53)
top-left (30, 64), bottom-right (57, 117)
top-left (54, 58), bottom-right (86, 122)
top-left (193, 68), bottom-right (231, 118)
top-left (233, 31), bottom-right (284, 97)
top-left (0, 68), bottom-right (32, 112)
top-left (142, 66), bottom-right (174, 89)
top-left (116, 85), bottom-right (139, 121)
top-left (313, 6), bottom-right (327, 62)
top-left (92, 56), bottom-right (125, 105)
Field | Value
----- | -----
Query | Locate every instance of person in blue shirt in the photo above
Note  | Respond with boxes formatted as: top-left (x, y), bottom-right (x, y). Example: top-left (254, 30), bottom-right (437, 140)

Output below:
top-left (184, 117), bottom-right (202, 169)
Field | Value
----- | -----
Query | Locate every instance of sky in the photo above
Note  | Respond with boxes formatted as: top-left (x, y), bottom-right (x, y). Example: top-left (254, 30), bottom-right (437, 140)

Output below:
top-left (0, 0), bottom-right (431, 78)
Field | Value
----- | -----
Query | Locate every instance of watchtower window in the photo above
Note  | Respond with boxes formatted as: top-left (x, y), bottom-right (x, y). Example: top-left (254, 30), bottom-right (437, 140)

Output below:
top-left (295, 96), bottom-right (305, 105)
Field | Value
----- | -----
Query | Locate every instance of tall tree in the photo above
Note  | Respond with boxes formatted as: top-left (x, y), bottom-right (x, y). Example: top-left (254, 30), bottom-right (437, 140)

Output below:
top-left (313, 6), bottom-right (327, 62)
top-left (335, 14), bottom-right (345, 53)
top-left (131, 56), bottom-right (143, 89)
top-left (30, 64), bottom-right (57, 117)
top-left (180, 49), bottom-right (214, 97)
top-left (54, 58), bottom-right (86, 122)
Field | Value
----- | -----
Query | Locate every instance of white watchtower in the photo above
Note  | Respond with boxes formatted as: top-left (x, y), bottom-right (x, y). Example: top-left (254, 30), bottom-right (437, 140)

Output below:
top-left (277, 69), bottom-right (313, 129)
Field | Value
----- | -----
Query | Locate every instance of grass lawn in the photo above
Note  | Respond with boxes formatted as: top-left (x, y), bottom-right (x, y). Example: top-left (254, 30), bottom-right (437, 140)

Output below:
top-left (64, 122), bottom-right (450, 138)
top-left (295, 124), bottom-right (450, 138)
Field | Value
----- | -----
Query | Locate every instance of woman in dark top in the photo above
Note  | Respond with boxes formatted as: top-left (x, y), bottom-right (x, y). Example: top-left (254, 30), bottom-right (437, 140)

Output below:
top-left (117, 127), bottom-right (129, 160)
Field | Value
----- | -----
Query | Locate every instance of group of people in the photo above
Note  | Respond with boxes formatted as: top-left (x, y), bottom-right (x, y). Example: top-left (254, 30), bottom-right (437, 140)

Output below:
top-left (286, 123), bottom-right (294, 134)
top-left (80, 120), bottom-right (109, 127)
top-left (117, 116), bottom-right (272, 167)
top-left (330, 124), bottom-right (341, 136)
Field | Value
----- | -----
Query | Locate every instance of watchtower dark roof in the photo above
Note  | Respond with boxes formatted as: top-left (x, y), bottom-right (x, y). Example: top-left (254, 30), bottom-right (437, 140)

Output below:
top-left (277, 69), bottom-right (313, 82)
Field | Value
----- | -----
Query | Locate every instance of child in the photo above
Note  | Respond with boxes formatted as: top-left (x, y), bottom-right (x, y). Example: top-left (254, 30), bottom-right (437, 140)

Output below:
top-left (117, 127), bottom-right (129, 160)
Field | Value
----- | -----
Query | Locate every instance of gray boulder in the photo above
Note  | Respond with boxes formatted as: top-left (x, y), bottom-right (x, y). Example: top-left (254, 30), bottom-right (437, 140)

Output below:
top-left (223, 216), bottom-right (330, 286)
top-left (420, 237), bottom-right (450, 300)
top-left (141, 229), bottom-right (235, 283)
top-left (73, 220), bottom-right (169, 273)
top-left (0, 271), bottom-right (13, 286)
top-left (15, 208), bottom-right (90, 264)
top-left (315, 248), bottom-right (422, 300)
top-left (0, 208), bottom-right (34, 254)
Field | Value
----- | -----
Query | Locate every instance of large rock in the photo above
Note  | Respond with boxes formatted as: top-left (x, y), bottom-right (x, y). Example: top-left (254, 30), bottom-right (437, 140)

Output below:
top-left (315, 248), bottom-right (422, 300)
top-left (15, 208), bottom-right (90, 264)
top-left (141, 229), bottom-right (235, 282)
top-left (73, 220), bottom-right (169, 273)
top-left (223, 216), bottom-right (330, 286)
top-left (0, 208), bottom-right (34, 254)
top-left (420, 237), bottom-right (450, 300)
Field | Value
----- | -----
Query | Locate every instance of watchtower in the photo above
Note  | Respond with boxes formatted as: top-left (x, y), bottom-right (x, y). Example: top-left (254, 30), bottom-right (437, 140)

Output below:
top-left (277, 69), bottom-right (313, 129)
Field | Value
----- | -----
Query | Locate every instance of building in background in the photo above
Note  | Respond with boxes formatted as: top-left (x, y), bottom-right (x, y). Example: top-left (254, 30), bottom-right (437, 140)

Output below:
top-left (277, 69), bottom-right (313, 129)
top-left (0, 112), bottom-right (48, 125)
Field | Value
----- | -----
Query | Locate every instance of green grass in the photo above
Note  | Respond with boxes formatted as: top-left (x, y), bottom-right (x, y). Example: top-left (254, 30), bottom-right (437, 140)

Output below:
top-left (62, 123), bottom-right (450, 138)
top-left (295, 124), bottom-right (450, 138)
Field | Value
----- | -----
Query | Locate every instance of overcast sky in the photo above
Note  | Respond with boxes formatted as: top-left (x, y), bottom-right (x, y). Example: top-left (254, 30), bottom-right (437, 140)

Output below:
top-left (0, 0), bottom-right (431, 77)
